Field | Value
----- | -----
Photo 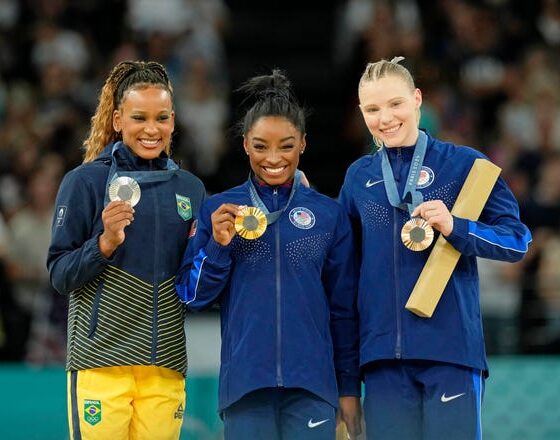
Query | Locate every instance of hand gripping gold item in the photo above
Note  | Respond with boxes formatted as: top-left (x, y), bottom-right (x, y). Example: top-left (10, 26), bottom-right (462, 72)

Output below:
top-left (405, 159), bottom-right (502, 318)
top-left (235, 206), bottom-right (267, 240)
top-left (401, 217), bottom-right (434, 251)
top-left (108, 176), bottom-right (141, 207)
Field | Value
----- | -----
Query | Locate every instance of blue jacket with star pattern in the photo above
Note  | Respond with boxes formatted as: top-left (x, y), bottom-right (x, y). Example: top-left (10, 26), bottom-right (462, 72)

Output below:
top-left (339, 131), bottom-right (532, 373)
top-left (175, 177), bottom-right (361, 411)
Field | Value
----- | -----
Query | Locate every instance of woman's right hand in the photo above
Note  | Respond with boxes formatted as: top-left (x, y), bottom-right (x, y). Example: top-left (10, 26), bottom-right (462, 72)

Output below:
top-left (211, 203), bottom-right (242, 247)
top-left (98, 201), bottom-right (135, 258)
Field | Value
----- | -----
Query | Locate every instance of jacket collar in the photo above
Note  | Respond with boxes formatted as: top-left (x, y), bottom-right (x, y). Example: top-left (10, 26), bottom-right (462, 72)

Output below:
top-left (96, 142), bottom-right (172, 171)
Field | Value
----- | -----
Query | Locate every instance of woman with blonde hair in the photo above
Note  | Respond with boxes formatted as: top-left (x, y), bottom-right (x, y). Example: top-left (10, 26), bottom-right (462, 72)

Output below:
top-left (339, 57), bottom-right (532, 439)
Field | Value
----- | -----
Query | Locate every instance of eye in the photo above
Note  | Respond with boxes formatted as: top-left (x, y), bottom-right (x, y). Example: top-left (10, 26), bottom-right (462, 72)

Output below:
top-left (158, 114), bottom-right (171, 121)
top-left (131, 115), bottom-right (145, 121)
top-left (253, 143), bottom-right (266, 151)
top-left (281, 144), bottom-right (295, 150)
top-left (365, 107), bottom-right (379, 113)
top-left (391, 101), bottom-right (402, 107)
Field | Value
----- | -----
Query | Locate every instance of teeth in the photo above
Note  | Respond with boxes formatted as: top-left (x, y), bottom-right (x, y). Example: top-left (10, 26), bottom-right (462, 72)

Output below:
top-left (383, 126), bottom-right (399, 133)
top-left (141, 139), bottom-right (159, 145)
top-left (264, 167), bottom-right (285, 175)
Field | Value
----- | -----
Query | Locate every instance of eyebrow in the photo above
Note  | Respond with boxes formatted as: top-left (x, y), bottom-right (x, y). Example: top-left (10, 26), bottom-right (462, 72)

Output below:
top-left (252, 136), bottom-right (296, 142)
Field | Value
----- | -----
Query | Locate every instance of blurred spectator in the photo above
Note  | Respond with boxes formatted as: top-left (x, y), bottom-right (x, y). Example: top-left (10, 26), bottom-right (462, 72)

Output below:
top-left (4, 156), bottom-right (66, 363)
top-left (176, 56), bottom-right (228, 188)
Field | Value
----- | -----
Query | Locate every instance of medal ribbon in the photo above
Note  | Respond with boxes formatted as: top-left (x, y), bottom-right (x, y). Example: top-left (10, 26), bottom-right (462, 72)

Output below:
top-left (380, 130), bottom-right (428, 216)
top-left (247, 170), bottom-right (302, 225)
top-left (104, 142), bottom-right (180, 206)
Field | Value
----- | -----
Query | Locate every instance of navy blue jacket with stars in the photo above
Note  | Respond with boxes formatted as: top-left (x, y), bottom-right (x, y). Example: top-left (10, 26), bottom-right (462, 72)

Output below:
top-left (175, 177), bottom-right (361, 411)
top-left (339, 131), bottom-right (532, 374)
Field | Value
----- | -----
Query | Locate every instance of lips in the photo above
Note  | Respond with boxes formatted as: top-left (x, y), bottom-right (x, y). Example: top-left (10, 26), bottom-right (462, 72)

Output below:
top-left (138, 138), bottom-right (161, 148)
top-left (381, 124), bottom-right (401, 134)
top-left (263, 166), bottom-right (287, 175)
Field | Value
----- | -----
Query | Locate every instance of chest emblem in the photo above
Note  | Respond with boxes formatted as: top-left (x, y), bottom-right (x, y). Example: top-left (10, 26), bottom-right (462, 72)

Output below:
top-left (416, 166), bottom-right (435, 189)
top-left (289, 207), bottom-right (315, 230)
top-left (176, 194), bottom-right (192, 221)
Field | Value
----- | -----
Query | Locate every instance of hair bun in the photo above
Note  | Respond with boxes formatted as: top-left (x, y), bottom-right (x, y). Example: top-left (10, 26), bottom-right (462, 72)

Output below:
top-left (237, 69), bottom-right (292, 104)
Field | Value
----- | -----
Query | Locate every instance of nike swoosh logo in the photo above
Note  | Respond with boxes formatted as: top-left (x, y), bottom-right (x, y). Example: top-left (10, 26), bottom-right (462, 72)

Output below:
top-left (308, 418), bottom-right (329, 428)
top-left (365, 179), bottom-right (383, 188)
top-left (441, 392), bottom-right (466, 403)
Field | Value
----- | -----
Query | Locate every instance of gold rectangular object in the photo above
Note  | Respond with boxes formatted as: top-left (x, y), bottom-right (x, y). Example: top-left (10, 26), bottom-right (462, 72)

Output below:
top-left (405, 158), bottom-right (502, 318)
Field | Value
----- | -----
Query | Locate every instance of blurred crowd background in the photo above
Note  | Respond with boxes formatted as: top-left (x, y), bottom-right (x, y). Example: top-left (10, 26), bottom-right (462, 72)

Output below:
top-left (1, 0), bottom-right (560, 367)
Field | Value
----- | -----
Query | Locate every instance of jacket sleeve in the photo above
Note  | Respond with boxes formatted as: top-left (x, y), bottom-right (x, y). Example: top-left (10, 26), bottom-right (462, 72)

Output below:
top-left (47, 169), bottom-right (111, 294)
top-left (175, 201), bottom-right (233, 310)
top-left (445, 175), bottom-right (532, 262)
top-left (322, 206), bottom-right (361, 397)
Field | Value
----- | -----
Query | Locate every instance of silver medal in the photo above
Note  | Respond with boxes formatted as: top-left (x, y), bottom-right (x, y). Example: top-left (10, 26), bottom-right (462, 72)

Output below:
top-left (108, 176), bottom-right (141, 207)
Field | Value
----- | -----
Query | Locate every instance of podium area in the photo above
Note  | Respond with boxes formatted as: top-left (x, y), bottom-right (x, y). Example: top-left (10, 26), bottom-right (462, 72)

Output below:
top-left (1, 314), bottom-right (558, 440)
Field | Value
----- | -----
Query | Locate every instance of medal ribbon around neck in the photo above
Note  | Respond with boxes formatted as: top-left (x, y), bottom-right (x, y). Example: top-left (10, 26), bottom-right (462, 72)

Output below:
top-left (380, 130), bottom-right (434, 251)
top-left (235, 170), bottom-right (302, 239)
top-left (104, 142), bottom-right (179, 206)
top-left (380, 130), bottom-right (428, 216)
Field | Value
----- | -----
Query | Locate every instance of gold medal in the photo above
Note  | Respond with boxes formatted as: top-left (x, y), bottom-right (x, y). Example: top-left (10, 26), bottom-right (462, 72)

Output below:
top-left (401, 217), bottom-right (434, 251)
top-left (108, 176), bottom-right (141, 207)
top-left (235, 206), bottom-right (267, 240)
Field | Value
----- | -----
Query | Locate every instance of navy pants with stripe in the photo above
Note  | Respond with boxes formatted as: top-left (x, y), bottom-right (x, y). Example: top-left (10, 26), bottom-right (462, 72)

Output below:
top-left (363, 359), bottom-right (484, 440)
top-left (222, 387), bottom-right (336, 440)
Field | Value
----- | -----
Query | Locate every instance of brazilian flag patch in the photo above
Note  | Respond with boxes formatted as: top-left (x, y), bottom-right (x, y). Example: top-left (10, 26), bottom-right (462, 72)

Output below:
top-left (84, 399), bottom-right (102, 426)
top-left (176, 194), bottom-right (192, 221)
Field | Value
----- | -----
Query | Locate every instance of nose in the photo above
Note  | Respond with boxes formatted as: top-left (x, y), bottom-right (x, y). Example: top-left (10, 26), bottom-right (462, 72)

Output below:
top-left (144, 121), bottom-right (158, 135)
top-left (265, 149), bottom-right (282, 164)
top-left (379, 108), bottom-right (393, 125)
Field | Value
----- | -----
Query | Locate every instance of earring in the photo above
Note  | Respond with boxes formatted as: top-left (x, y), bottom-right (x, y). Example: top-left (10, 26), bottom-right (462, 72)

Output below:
top-left (300, 149), bottom-right (305, 155)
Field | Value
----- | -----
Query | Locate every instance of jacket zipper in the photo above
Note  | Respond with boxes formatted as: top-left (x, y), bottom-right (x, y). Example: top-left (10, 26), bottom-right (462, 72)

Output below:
top-left (150, 159), bottom-right (159, 363)
top-left (88, 278), bottom-right (104, 338)
top-left (273, 187), bottom-right (283, 386)
top-left (394, 148), bottom-right (402, 359)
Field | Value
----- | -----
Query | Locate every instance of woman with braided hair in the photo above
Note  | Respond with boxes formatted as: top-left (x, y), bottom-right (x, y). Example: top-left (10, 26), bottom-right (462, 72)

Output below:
top-left (176, 69), bottom-right (361, 439)
top-left (47, 60), bottom-right (205, 439)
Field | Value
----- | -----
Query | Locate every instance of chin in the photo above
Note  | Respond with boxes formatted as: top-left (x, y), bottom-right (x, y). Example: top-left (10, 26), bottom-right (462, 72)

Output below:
top-left (260, 175), bottom-right (288, 186)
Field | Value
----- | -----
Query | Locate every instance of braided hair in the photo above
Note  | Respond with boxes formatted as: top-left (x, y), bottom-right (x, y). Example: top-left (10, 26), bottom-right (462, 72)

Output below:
top-left (82, 60), bottom-right (173, 163)
top-left (359, 56), bottom-right (415, 91)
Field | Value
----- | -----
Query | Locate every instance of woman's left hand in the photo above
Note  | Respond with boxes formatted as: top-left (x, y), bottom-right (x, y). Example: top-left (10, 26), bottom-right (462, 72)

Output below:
top-left (412, 200), bottom-right (454, 236)
top-left (337, 396), bottom-right (362, 439)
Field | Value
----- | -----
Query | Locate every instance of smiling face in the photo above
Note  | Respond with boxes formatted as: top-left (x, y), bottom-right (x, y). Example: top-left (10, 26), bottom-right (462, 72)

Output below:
top-left (113, 85), bottom-right (175, 160)
top-left (243, 116), bottom-right (306, 186)
top-left (358, 75), bottom-right (422, 148)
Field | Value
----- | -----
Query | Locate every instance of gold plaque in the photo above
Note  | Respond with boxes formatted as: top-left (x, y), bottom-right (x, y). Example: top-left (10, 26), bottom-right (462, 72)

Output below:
top-left (235, 206), bottom-right (267, 240)
top-left (108, 176), bottom-right (141, 207)
top-left (401, 217), bottom-right (434, 251)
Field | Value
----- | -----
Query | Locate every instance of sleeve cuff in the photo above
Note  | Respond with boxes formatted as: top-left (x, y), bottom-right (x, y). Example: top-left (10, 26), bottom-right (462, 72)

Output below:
top-left (337, 373), bottom-right (362, 397)
top-left (204, 237), bottom-right (232, 266)
top-left (91, 233), bottom-right (113, 264)
top-left (445, 216), bottom-right (469, 247)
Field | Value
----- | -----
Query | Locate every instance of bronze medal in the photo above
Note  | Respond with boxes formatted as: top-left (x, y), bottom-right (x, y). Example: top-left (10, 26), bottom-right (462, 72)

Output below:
top-left (108, 176), bottom-right (141, 207)
top-left (401, 217), bottom-right (434, 251)
top-left (235, 206), bottom-right (267, 240)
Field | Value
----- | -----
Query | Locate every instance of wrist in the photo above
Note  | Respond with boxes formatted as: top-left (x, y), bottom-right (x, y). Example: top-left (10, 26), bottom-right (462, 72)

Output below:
top-left (98, 233), bottom-right (118, 258)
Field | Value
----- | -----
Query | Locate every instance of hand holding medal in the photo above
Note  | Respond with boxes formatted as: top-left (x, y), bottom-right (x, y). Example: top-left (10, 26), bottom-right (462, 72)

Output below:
top-left (404, 200), bottom-right (453, 251)
top-left (235, 206), bottom-right (267, 239)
